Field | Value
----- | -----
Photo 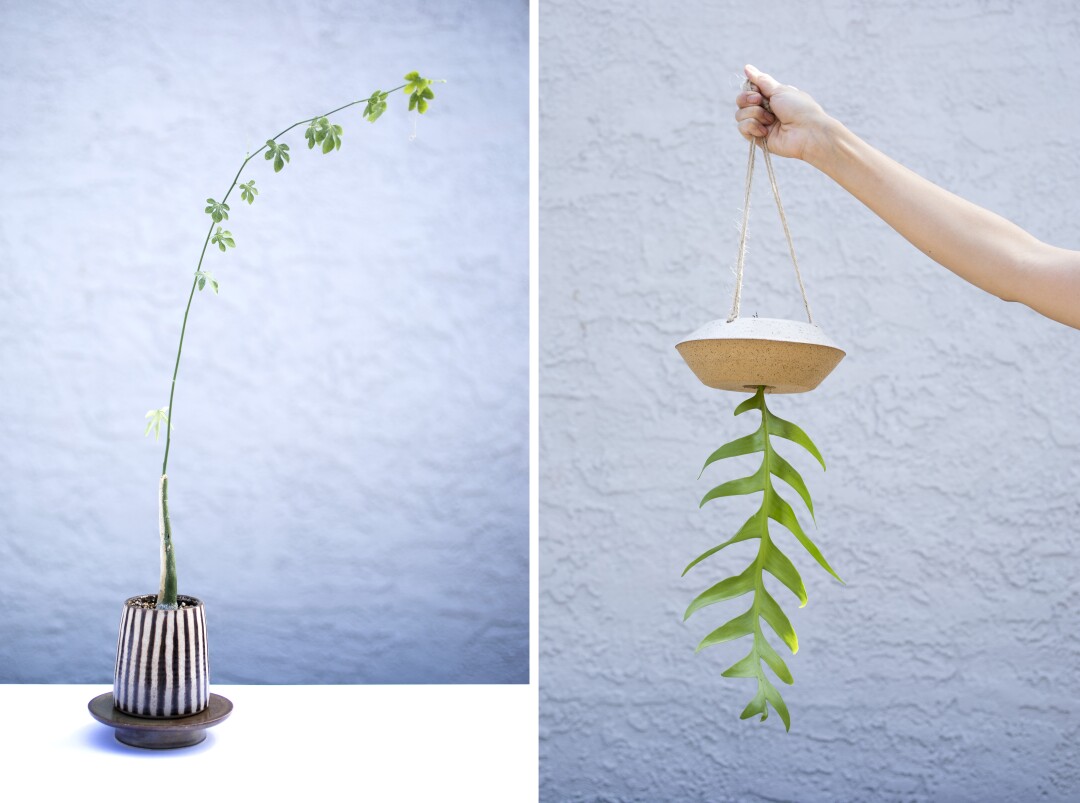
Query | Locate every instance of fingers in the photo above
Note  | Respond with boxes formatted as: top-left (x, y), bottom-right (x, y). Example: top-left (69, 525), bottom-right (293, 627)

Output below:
top-left (744, 64), bottom-right (782, 98)
top-left (738, 118), bottom-right (769, 141)
top-left (736, 90), bottom-right (764, 109)
top-left (735, 97), bottom-right (774, 139)
top-left (736, 105), bottom-right (774, 126)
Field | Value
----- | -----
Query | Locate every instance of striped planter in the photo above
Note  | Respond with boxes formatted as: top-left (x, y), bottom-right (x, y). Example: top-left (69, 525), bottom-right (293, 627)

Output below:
top-left (113, 594), bottom-right (210, 718)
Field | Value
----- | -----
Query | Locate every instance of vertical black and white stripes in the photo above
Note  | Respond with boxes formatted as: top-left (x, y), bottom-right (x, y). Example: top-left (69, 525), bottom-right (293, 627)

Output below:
top-left (113, 594), bottom-right (209, 718)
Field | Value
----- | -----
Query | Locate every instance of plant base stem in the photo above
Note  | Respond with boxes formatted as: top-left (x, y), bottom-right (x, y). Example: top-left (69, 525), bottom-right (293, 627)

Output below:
top-left (157, 474), bottom-right (178, 610)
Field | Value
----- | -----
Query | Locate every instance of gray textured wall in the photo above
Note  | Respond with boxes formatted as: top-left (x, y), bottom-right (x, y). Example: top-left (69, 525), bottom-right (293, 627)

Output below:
top-left (541, 1), bottom-right (1080, 800)
top-left (0, 0), bottom-right (528, 684)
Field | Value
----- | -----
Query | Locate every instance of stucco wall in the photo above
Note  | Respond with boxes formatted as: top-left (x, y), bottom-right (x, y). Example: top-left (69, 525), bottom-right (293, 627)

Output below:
top-left (540, 1), bottom-right (1080, 800)
top-left (0, 0), bottom-right (528, 684)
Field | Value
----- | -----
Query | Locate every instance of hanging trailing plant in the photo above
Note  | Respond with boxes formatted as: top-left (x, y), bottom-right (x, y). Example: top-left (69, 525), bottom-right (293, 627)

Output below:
top-left (683, 385), bottom-right (842, 731)
top-left (143, 71), bottom-right (444, 611)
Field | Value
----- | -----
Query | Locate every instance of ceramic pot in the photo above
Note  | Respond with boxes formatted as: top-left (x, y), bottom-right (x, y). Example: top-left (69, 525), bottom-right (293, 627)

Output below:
top-left (113, 594), bottom-right (209, 718)
top-left (677, 316), bottom-right (845, 394)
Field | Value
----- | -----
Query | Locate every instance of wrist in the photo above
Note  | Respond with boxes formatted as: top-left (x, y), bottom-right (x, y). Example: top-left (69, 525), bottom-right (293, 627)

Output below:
top-left (802, 115), bottom-right (849, 172)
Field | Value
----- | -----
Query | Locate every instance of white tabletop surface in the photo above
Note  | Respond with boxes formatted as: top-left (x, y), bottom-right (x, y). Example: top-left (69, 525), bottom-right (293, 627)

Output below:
top-left (1, 684), bottom-right (538, 802)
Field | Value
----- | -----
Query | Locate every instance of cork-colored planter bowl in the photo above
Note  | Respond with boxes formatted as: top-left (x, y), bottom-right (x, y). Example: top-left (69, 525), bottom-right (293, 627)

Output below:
top-left (676, 316), bottom-right (845, 394)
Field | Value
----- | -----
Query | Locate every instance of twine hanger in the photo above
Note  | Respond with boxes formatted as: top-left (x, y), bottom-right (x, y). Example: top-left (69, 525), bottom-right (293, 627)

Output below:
top-left (728, 80), bottom-right (814, 325)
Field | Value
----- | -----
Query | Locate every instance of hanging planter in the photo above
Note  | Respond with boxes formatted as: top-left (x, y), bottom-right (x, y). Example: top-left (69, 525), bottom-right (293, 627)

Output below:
top-left (677, 109), bottom-right (845, 393)
top-left (676, 89), bottom-right (845, 731)
top-left (677, 316), bottom-right (844, 394)
top-left (89, 72), bottom-right (443, 749)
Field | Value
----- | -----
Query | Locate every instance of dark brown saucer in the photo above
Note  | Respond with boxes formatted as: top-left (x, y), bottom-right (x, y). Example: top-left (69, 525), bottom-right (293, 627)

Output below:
top-left (88, 692), bottom-right (233, 749)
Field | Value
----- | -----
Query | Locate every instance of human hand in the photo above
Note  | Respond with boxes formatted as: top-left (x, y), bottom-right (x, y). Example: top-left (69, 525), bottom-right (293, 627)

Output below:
top-left (735, 65), bottom-right (833, 162)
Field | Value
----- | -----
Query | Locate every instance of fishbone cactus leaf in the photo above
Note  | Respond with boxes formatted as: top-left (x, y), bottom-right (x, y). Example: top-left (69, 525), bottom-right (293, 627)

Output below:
top-left (684, 385), bottom-right (842, 731)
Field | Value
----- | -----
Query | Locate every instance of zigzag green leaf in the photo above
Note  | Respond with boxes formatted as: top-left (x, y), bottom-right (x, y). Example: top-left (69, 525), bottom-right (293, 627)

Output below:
top-left (762, 677), bottom-right (791, 730)
top-left (758, 589), bottom-right (799, 654)
top-left (721, 650), bottom-right (759, 679)
top-left (684, 385), bottom-right (840, 732)
top-left (766, 493), bottom-right (843, 583)
top-left (739, 679), bottom-right (768, 722)
top-left (681, 513), bottom-right (758, 576)
top-left (762, 543), bottom-right (807, 606)
top-left (699, 462), bottom-right (766, 508)
top-left (755, 634), bottom-right (794, 685)
top-left (734, 389), bottom-right (765, 416)
top-left (699, 425), bottom-right (765, 478)
top-left (770, 451), bottom-right (815, 520)
top-left (769, 413), bottom-right (826, 470)
top-left (683, 564), bottom-right (755, 620)
top-left (695, 608), bottom-right (756, 651)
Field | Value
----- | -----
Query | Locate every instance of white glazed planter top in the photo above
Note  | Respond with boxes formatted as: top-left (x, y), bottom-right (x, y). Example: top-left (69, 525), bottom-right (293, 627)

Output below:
top-left (676, 316), bottom-right (846, 394)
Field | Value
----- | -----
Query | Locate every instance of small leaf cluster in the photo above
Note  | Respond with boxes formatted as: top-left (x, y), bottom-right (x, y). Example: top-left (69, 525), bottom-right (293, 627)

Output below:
top-left (204, 198), bottom-right (230, 222)
top-left (363, 90), bottom-right (388, 123)
top-left (264, 139), bottom-right (291, 172)
top-left (305, 116), bottom-right (344, 153)
top-left (144, 407), bottom-right (171, 440)
top-left (684, 386), bottom-right (842, 732)
top-left (195, 270), bottom-right (219, 294)
top-left (211, 226), bottom-right (235, 252)
top-left (239, 180), bottom-right (258, 205)
top-left (404, 71), bottom-right (435, 113)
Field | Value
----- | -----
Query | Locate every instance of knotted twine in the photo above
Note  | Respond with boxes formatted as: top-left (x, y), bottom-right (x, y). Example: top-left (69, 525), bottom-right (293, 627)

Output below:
top-left (728, 81), bottom-right (814, 324)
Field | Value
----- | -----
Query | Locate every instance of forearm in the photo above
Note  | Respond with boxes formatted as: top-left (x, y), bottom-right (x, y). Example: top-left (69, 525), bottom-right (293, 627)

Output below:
top-left (805, 120), bottom-right (1080, 329)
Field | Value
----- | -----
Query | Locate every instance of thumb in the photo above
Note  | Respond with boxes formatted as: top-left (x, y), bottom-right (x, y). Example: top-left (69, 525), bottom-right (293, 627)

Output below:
top-left (744, 64), bottom-right (782, 99)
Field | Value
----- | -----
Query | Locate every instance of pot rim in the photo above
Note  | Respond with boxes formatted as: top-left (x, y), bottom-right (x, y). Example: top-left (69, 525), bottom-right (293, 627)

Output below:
top-left (677, 316), bottom-right (845, 353)
top-left (122, 593), bottom-right (204, 610)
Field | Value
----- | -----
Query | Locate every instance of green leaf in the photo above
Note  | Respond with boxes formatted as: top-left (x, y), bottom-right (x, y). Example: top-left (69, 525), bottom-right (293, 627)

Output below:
top-left (681, 513), bottom-right (759, 576)
top-left (211, 227), bottom-right (235, 253)
top-left (756, 635), bottom-right (793, 685)
top-left (758, 589), bottom-right (798, 654)
top-left (239, 181), bottom-right (258, 204)
top-left (766, 492), bottom-right (842, 583)
top-left (363, 90), bottom-right (387, 123)
top-left (320, 126), bottom-right (337, 153)
top-left (144, 407), bottom-right (171, 441)
top-left (734, 387), bottom-right (765, 416)
top-left (762, 543), bottom-right (807, 606)
top-left (196, 271), bottom-right (219, 295)
top-left (265, 140), bottom-right (290, 172)
top-left (770, 451), bottom-right (815, 520)
top-left (696, 608), bottom-right (756, 652)
top-left (204, 198), bottom-right (229, 223)
top-left (405, 72), bottom-right (438, 115)
top-left (762, 677), bottom-right (792, 731)
top-left (684, 386), bottom-right (839, 730)
top-left (721, 650), bottom-right (760, 679)
top-left (683, 564), bottom-right (755, 620)
top-left (699, 425), bottom-right (765, 477)
top-left (739, 681), bottom-right (768, 722)
top-left (770, 413), bottom-right (826, 470)
top-left (699, 462), bottom-right (766, 507)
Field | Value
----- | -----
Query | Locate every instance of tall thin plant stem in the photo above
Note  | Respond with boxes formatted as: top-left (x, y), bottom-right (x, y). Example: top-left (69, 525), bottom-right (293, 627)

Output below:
top-left (159, 85), bottom-right (407, 478)
top-left (155, 84), bottom-right (409, 609)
